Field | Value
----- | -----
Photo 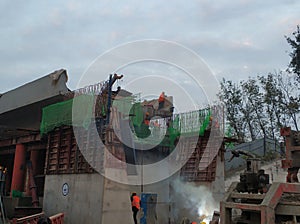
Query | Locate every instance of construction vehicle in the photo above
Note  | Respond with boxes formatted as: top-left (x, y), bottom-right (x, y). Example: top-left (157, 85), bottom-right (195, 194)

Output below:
top-left (219, 127), bottom-right (300, 224)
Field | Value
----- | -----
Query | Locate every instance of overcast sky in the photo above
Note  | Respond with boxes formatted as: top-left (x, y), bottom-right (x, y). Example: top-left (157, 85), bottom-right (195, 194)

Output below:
top-left (1, 0), bottom-right (299, 98)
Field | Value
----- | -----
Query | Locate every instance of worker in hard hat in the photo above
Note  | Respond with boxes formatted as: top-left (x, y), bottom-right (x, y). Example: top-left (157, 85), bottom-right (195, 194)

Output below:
top-left (158, 91), bottom-right (166, 110)
top-left (130, 192), bottom-right (141, 224)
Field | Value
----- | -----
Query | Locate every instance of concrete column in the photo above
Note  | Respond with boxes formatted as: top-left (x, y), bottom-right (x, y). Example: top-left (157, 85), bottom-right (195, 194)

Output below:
top-left (11, 144), bottom-right (26, 193)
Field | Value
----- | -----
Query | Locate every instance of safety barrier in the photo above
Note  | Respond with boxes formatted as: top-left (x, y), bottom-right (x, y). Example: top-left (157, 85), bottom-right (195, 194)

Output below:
top-left (11, 212), bottom-right (64, 224)
top-left (49, 213), bottom-right (64, 224)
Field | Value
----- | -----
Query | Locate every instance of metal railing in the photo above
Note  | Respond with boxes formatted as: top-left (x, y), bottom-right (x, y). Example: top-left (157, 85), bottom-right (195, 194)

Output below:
top-left (12, 212), bottom-right (64, 224)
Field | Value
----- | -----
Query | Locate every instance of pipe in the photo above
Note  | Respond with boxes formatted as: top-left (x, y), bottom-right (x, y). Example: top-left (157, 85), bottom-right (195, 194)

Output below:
top-left (27, 161), bottom-right (39, 207)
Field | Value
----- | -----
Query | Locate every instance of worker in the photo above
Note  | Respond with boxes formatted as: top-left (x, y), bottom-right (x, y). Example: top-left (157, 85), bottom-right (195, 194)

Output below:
top-left (130, 192), bottom-right (140, 224)
top-left (144, 112), bottom-right (150, 126)
top-left (158, 91), bottom-right (166, 110)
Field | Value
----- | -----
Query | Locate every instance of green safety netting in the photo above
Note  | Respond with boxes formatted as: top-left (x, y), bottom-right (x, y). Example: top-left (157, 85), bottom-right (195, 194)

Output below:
top-left (130, 103), bottom-right (144, 127)
top-left (40, 94), bottom-right (95, 135)
top-left (126, 106), bottom-right (212, 147)
top-left (40, 92), bottom-right (213, 148)
top-left (166, 108), bottom-right (211, 147)
top-left (112, 96), bottom-right (134, 115)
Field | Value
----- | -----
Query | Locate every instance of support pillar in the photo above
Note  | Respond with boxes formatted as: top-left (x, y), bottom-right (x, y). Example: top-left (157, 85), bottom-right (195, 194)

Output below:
top-left (25, 150), bottom-right (40, 196)
top-left (11, 144), bottom-right (26, 193)
top-left (30, 150), bottom-right (40, 177)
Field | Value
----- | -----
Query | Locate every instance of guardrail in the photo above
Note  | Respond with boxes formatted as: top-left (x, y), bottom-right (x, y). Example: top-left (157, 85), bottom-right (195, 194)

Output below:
top-left (49, 213), bottom-right (64, 224)
top-left (11, 212), bottom-right (64, 224)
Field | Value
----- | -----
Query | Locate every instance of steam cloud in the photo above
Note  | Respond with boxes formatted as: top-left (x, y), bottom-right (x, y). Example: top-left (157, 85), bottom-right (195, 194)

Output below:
top-left (171, 178), bottom-right (218, 223)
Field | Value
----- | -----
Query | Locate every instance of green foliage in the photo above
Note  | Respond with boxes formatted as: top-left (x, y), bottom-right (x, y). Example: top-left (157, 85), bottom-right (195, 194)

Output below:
top-left (218, 72), bottom-right (299, 140)
top-left (286, 25), bottom-right (300, 81)
top-left (219, 25), bottom-right (300, 139)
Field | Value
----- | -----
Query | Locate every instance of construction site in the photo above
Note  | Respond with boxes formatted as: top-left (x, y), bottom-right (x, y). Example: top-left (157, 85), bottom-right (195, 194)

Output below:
top-left (0, 69), bottom-right (300, 224)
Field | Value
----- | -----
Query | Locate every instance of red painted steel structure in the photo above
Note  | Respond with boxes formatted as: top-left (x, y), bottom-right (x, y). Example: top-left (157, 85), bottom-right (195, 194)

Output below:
top-left (220, 182), bottom-right (300, 224)
top-left (281, 127), bottom-right (300, 183)
top-left (49, 213), bottom-right (64, 224)
top-left (11, 144), bottom-right (26, 192)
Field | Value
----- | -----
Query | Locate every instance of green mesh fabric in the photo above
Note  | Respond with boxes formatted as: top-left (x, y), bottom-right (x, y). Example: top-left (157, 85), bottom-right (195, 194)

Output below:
top-left (112, 96), bottom-right (134, 115)
top-left (130, 108), bottom-right (212, 147)
top-left (40, 94), bottom-right (94, 135)
top-left (199, 109), bottom-right (211, 136)
top-left (130, 103), bottom-right (144, 127)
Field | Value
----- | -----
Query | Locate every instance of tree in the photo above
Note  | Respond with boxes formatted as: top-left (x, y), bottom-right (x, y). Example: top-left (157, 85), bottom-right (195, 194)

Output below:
top-left (277, 72), bottom-right (300, 131)
top-left (259, 72), bottom-right (285, 138)
top-left (286, 25), bottom-right (300, 81)
top-left (218, 72), bottom-right (299, 140)
top-left (242, 78), bottom-right (269, 139)
top-left (219, 79), bottom-right (245, 142)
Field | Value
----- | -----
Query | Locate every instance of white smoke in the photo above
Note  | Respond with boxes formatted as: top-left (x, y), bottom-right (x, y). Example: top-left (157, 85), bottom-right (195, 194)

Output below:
top-left (171, 178), bottom-right (218, 223)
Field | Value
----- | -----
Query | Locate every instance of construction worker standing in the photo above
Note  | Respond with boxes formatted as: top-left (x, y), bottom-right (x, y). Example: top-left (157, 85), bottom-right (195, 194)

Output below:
top-left (131, 192), bottom-right (140, 224)
top-left (158, 92), bottom-right (165, 110)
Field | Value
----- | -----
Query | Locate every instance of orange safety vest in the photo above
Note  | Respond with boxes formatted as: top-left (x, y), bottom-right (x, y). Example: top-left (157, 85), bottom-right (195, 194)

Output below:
top-left (144, 119), bottom-right (150, 126)
top-left (158, 93), bottom-right (165, 102)
top-left (131, 195), bottom-right (140, 210)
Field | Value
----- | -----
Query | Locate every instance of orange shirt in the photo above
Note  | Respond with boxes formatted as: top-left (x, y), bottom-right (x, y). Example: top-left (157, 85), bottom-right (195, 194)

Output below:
top-left (144, 119), bottom-right (150, 126)
top-left (131, 195), bottom-right (140, 210)
top-left (158, 93), bottom-right (165, 102)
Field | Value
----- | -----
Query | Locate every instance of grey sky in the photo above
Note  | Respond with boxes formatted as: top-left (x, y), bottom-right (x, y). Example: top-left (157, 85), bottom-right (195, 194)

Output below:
top-left (1, 0), bottom-right (299, 97)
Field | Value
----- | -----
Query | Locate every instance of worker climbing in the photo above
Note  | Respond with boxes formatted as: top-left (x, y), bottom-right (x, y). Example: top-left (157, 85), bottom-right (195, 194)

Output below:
top-left (130, 192), bottom-right (141, 224)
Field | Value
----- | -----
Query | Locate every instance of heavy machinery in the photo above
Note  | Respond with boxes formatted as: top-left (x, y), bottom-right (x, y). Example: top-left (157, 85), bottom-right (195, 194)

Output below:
top-left (228, 150), bottom-right (270, 194)
top-left (219, 127), bottom-right (300, 224)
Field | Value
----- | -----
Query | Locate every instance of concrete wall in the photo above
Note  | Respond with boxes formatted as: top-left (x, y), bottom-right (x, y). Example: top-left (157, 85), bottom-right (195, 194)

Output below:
top-left (101, 169), bottom-right (135, 224)
top-left (43, 154), bottom-right (225, 224)
top-left (210, 152), bottom-right (225, 203)
top-left (143, 177), bottom-right (172, 223)
top-left (43, 173), bottom-right (104, 224)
